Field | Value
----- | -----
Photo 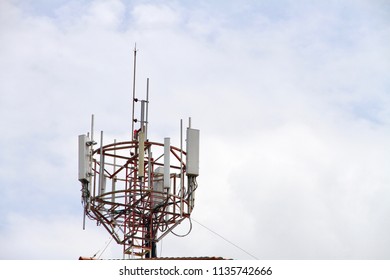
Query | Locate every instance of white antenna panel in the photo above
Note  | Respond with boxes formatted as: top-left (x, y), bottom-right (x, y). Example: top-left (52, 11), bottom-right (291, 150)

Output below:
top-left (78, 134), bottom-right (91, 183)
top-left (153, 167), bottom-right (165, 207)
top-left (164, 137), bottom-right (170, 189)
top-left (186, 128), bottom-right (200, 176)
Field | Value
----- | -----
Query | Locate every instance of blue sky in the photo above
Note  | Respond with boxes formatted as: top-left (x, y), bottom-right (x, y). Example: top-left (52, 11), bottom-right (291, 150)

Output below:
top-left (0, 0), bottom-right (389, 259)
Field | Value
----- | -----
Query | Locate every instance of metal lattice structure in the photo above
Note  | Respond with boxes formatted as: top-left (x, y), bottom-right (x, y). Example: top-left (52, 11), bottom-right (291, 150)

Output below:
top-left (78, 49), bottom-right (199, 259)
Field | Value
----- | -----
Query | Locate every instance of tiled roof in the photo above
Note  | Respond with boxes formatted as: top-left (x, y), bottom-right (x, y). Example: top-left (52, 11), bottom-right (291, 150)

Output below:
top-left (79, 256), bottom-right (229, 260)
top-left (147, 256), bottom-right (229, 260)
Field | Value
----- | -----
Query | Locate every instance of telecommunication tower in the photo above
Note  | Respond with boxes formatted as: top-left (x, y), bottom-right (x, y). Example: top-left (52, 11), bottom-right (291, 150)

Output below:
top-left (78, 48), bottom-right (200, 259)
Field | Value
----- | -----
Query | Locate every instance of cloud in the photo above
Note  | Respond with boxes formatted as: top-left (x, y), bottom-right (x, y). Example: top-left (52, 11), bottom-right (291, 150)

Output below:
top-left (0, 213), bottom-right (120, 259)
top-left (132, 3), bottom-right (181, 29)
top-left (0, 0), bottom-right (389, 259)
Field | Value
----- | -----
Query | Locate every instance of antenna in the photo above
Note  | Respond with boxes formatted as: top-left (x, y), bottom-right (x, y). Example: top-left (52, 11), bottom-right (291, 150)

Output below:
top-left (145, 78), bottom-right (149, 139)
top-left (78, 48), bottom-right (200, 259)
top-left (131, 44), bottom-right (137, 140)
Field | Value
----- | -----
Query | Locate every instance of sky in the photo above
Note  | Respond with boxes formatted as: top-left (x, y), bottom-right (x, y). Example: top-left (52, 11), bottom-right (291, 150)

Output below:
top-left (0, 0), bottom-right (389, 260)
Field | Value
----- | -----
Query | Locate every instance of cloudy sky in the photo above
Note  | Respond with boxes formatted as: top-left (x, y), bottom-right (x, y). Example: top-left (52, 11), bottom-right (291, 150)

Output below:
top-left (0, 0), bottom-right (389, 260)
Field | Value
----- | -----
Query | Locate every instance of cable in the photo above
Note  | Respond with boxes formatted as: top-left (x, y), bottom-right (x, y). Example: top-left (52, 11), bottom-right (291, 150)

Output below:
top-left (171, 218), bottom-right (193, 237)
top-left (94, 226), bottom-right (121, 259)
top-left (97, 235), bottom-right (115, 259)
top-left (191, 217), bottom-right (258, 260)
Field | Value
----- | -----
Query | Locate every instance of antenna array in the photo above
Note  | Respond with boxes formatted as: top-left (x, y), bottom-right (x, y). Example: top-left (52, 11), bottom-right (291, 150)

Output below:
top-left (78, 49), bottom-right (199, 259)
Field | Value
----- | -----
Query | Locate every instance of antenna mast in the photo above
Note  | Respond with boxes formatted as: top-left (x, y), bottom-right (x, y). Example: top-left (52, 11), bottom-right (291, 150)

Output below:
top-left (131, 44), bottom-right (137, 140)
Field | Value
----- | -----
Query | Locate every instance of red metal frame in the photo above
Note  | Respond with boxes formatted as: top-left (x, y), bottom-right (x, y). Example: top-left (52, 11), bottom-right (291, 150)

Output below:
top-left (85, 140), bottom-right (193, 258)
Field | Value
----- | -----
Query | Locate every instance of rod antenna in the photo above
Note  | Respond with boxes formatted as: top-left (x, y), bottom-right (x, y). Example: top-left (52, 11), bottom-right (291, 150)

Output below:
top-left (131, 44), bottom-right (137, 140)
top-left (145, 78), bottom-right (150, 139)
top-left (91, 114), bottom-right (95, 143)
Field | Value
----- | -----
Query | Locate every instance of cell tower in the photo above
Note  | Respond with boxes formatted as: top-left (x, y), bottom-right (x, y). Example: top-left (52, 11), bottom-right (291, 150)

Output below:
top-left (78, 48), bottom-right (199, 259)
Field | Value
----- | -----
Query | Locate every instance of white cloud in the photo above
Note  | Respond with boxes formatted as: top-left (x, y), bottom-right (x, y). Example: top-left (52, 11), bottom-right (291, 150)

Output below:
top-left (0, 0), bottom-right (389, 259)
top-left (85, 0), bottom-right (125, 29)
top-left (0, 213), bottom-right (121, 259)
top-left (131, 3), bottom-right (181, 29)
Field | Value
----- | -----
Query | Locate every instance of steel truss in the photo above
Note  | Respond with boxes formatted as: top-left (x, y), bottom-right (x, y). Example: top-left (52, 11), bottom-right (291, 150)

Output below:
top-left (83, 139), bottom-right (197, 258)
